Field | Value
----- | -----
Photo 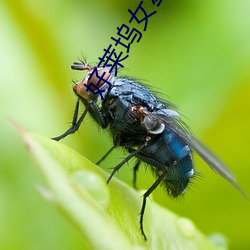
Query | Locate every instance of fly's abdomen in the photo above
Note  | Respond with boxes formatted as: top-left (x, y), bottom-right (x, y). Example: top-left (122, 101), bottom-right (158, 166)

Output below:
top-left (164, 153), bottom-right (193, 197)
top-left (163, 129), bottom-right (194, 196)
top-left (137, 128), bottom-right (194, 197)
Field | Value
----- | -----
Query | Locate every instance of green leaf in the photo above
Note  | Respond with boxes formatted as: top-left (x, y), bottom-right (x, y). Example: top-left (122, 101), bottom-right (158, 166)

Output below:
top-left (19, 128), bottom-right (226, 250)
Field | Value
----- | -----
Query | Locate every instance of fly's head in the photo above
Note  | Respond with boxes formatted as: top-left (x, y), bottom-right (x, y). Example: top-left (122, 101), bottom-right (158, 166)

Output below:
top-left (71, 61), bottom-right (113, 101)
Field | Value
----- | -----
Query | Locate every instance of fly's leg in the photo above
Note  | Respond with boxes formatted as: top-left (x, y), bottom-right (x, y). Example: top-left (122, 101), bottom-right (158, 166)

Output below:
top-left (52, 99), bottom-right (108, 141)
top-left (107, 143), bottom-right (146, 184)
top-left (96, 145), bottom-right (116, 165)
top-left (88, 100), bottom-right (107, 129)
top-left (140, 172), bottom-right (166, 240)
top-left (133, 160), bottom-right (141, 189)
top-left (52, 99), bottom-right (88, 141)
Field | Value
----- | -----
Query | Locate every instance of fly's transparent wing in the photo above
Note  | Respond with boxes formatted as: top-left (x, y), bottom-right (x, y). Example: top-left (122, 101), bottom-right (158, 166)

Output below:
top-left (169, 123), bottom-right (247, 198)
top-left (185, 133), bottom-right (236, 180)
top-left (150, 110), bottom-right (247, 198)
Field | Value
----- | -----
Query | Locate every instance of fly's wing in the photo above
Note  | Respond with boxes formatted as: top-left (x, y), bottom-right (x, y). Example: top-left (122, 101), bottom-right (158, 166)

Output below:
top-left (182, 132), bottom-right (248, 197)
top-left (151, 109), bottom-right (247, 198)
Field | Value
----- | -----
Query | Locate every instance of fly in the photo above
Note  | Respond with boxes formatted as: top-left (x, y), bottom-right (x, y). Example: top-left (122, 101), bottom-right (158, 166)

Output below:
top-left (52, 61), bottom-right (247, 240)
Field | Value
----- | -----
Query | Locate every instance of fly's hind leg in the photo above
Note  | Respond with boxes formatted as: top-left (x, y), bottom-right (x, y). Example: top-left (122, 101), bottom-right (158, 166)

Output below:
top-left (140, 172), bottom-right (166, 240)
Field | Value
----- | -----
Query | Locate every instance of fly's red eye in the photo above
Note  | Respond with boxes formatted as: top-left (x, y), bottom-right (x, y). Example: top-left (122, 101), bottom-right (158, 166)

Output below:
top-left (72, 64), bottom-right (112, 100)
top-left (87, 68), bottom-right (111, 90)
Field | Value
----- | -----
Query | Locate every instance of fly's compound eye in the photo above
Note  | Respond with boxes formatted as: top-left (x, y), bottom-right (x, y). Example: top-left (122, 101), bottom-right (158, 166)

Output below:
top-left (72, 62), bottom-right (111, 100)
top-left (87, 68), bottom-right (111, 91)
top-left (142, 116), bottom-right (165, 134)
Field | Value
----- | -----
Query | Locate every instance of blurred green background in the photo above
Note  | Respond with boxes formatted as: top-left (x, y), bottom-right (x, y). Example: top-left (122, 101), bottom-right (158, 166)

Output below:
top-left (1, 0), bottom-right (250, 249)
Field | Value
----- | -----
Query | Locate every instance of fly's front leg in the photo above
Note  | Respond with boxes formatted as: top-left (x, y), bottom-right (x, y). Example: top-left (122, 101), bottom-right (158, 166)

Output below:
top-left (52, 99), bottom-right (108, 141)
top-left (52, 99), bottom-right (88, 141)
top-left (89, 100), bottom-right (107, 129)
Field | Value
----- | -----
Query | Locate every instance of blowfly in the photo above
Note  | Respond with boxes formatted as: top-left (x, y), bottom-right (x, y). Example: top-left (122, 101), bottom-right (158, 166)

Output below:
top-left (52, 61), bottom-right (246, 240)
